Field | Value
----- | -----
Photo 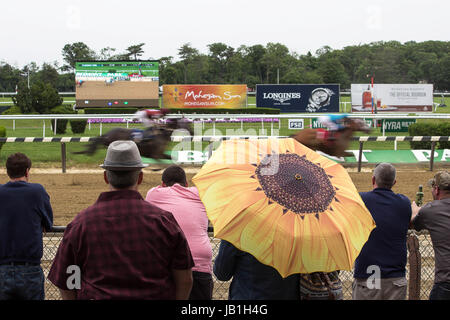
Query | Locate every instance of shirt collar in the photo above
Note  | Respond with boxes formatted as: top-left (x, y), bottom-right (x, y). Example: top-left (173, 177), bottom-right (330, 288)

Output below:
top-left (96, 189), bottom-right (144, 203)
top-left (373, 187), bottom-right (393, 192)
top-left (4, 180), bottom-right (28, 186)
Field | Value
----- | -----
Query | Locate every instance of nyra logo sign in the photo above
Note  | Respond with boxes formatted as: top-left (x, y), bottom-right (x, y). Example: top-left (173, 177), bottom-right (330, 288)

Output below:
top-left (383, 119), bottom-right (416, 132)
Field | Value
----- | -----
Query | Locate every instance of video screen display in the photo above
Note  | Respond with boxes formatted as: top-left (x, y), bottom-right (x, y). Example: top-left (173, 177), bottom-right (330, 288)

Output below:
top-left (75, 61), bottom-right (159, 108)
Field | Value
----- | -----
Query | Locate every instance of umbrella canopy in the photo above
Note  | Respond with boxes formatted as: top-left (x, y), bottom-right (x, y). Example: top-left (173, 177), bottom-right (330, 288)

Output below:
top-left (192, 138), bottom-right (375, 278)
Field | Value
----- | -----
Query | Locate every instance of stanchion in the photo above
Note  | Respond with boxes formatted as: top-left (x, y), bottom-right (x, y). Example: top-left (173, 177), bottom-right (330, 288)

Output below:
top-left (430, 141), bottom-right (436, 171)
top-left (61, 142), bottom-right (66, 173)
top-left (358, 141), bottom-right (364, 172)
top-left (208, 143), bottom-right (213, 160)
top-left (407, 232), bottom-right (421, 300)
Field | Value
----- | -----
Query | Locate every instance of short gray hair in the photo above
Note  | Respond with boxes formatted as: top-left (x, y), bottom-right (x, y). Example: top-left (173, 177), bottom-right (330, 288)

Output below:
top-left (373, 163), bottom-right (396, 189)
top-left (106, 169), bottom-right (141, 189)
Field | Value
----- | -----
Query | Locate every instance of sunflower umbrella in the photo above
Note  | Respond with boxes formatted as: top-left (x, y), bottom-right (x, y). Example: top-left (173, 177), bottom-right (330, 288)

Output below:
top-left (192, 138), bottom-right (375, 278)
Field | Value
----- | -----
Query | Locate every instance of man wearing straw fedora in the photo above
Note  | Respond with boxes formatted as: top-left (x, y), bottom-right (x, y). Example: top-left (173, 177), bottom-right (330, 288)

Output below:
top-left (48, 140), bottom-right (194, 299)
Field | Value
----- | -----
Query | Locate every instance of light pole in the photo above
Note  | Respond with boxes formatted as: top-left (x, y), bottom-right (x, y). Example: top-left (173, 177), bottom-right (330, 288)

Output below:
top-left (20, 69), bottom-right (30, 89)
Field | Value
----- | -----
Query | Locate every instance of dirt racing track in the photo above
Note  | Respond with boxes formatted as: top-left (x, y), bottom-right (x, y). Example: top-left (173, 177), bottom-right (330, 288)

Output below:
top-left (0, 164), bottom-right (444, 226)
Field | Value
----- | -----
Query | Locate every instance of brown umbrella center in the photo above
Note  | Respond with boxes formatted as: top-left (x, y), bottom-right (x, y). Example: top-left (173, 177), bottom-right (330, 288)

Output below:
top-left (255, 153), bottom-right (336, 214)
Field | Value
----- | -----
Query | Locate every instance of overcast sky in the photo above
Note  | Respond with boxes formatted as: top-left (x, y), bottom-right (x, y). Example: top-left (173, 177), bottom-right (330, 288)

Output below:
top-left (1, 0), bottom-right (449, 68)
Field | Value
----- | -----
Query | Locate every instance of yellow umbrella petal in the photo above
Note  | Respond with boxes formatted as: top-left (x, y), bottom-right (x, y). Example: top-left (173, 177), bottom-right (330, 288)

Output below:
top-left (271, 212), bottom-right (304, 277)
top-left (239, 203), bottom-right (284, 262)
top-left (210, 190), bottom-right (267, 235)
top-left (215, 197), bottom-right (269, 245)
top-left (299, 214), bottom-right (333, 273)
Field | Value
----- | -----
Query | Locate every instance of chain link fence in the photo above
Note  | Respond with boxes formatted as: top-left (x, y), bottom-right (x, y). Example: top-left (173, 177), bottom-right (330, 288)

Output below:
top-left (42, 228), bottom-right (435, 300)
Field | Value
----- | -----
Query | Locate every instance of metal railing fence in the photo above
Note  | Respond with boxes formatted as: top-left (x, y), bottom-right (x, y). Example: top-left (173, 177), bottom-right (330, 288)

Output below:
top-left (42, 228), bottom-right (435, 300)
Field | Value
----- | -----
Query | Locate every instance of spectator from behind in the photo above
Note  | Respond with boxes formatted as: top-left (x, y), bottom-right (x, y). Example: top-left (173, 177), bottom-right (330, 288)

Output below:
top-left (411, 171), bottom-right (450, 300)
top-left (214, 240), bottom-right (300, 300)
top-left (353, 163), bottom-right (411, 300)
top-left (146, 165), bottom-right (213, 300)
top-left (0, 153), bottom-right (53, 300)
top-left (300, 271), bottom-right (343, 300)
top-left (48, 141), bottom-right (194, 299)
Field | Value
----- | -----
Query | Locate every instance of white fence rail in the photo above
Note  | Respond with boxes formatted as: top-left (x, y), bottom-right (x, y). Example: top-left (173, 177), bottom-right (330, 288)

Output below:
top-left (1, 113), bottom-right (450, 120)
top-left (1, 113), bottom-right (449, 136)
top-left (1, 91), bottom-right (450, 97)
top-left (1, 135), bottom-right (448, 174)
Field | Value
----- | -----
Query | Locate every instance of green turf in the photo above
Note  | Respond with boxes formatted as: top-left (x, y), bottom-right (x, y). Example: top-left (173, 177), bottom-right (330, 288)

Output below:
top-left (0, 95), bottom-right (449, 164)
top-left (0, 115), bottom-right (448, 164)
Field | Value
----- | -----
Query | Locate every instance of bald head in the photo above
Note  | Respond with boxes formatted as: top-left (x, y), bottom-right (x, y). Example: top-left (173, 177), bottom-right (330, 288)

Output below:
top-left (373, 163), bottom-right (396, 189)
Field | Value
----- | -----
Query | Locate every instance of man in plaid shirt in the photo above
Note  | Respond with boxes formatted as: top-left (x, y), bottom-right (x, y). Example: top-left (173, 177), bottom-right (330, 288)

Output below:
top-left (48, 141), bottom-right (194, 299)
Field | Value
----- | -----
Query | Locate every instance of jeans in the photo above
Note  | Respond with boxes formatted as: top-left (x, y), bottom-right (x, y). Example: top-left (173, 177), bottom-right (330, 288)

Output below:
top-left (189, 271), bottom-right (213, 300)
top-left (429, 282), bottom-right (450, 300)
top-left (0, 264), bottom-right (45, 300)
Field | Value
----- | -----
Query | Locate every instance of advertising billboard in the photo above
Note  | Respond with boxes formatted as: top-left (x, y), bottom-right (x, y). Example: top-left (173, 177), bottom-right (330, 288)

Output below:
top-left (162, 85), bottom-right (247, 108)
top-left (75, 61), bottom-right (159, 108)
top-left (256, 84), bottom-right (340, 113)
top-left (351, 84), bottom-right (433, 112)
top-left (382, 119), bottom-right (417, 132)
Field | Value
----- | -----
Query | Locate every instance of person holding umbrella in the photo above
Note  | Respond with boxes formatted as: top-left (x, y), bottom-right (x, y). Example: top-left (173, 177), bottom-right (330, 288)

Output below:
top-left (214, 240), bottom-right (300, 300)
top-left (193, 137), bottom-right (375, 299)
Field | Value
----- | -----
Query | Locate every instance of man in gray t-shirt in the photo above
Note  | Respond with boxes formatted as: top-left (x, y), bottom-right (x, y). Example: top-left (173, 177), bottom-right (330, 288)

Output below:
top-left (411, 171), bottom-right (450, 300)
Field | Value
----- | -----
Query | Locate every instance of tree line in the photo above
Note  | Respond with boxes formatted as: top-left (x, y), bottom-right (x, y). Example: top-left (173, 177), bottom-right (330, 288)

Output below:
top-left (1, 40), bottom-right (449, 93)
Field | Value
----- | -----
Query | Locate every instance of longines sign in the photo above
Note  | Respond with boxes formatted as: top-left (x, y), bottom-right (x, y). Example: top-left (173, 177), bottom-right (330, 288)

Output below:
top-left (256, 84), bottom-right (340, 113)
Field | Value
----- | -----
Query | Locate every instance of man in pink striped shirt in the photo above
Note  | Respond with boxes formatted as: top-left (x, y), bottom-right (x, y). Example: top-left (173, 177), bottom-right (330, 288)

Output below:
top-left (146, 165), bottom-right (213, 300)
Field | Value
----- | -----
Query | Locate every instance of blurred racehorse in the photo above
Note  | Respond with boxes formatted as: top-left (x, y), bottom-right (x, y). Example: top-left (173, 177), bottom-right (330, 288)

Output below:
top-left (291, 118), bottom-right (371, 157)
top-left (73, 118), bottom-right (193, 160)
top-left (75, 116), bottom-right (368, 160)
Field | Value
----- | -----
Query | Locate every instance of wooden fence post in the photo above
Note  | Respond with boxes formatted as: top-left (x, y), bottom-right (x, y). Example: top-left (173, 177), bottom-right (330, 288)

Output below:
top-left (407, 232), bottom-right (421, 300)
top-left (61, 142), bottom-right (66, 173)
top-left (430, 141), bottom-right (436, 171)
top-left (358, 141), bottom-right (364, 173)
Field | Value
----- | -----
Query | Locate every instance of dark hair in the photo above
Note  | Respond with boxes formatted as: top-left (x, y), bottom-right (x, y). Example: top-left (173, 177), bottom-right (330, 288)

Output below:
top-left (6, 153), bottom-right (32, 179)
top-left (162, 165), bottom-right (187, 187)
top-left (106, 170), bottom-right (141, 189)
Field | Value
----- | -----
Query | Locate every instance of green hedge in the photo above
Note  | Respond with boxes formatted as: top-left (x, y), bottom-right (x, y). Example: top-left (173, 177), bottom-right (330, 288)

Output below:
top-left (50, 105), bottom-right (76, 134)
top-left (84, 108), bottom-right (139, 114)
top-left (83, 107), bottom-right (280, 115)
top-left (0, 106), bottom-right (12, 114)
top-left (437, 122), bottom-right (450, 149)
top-left (0, 126), bottom-right (6, 154)
top-left (1, 106), bottom-right (21, 115)
top-left (70, 119), bottom-right (88, 134)
top-left (408, 122), bottom-right (450, 149)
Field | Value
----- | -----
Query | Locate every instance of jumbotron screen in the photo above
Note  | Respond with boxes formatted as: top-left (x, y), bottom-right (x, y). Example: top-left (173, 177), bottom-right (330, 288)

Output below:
top-left (75, 61), bottom-right (159, 108)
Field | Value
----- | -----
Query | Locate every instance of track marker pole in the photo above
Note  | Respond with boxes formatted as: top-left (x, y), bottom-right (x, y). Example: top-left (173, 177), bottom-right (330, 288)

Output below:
top-left (61, 142), bottom-right (67, 173)
top-left (358, 142), bottom-right (364, 173)
top-left (430, 142), bottom-right (436, 171)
